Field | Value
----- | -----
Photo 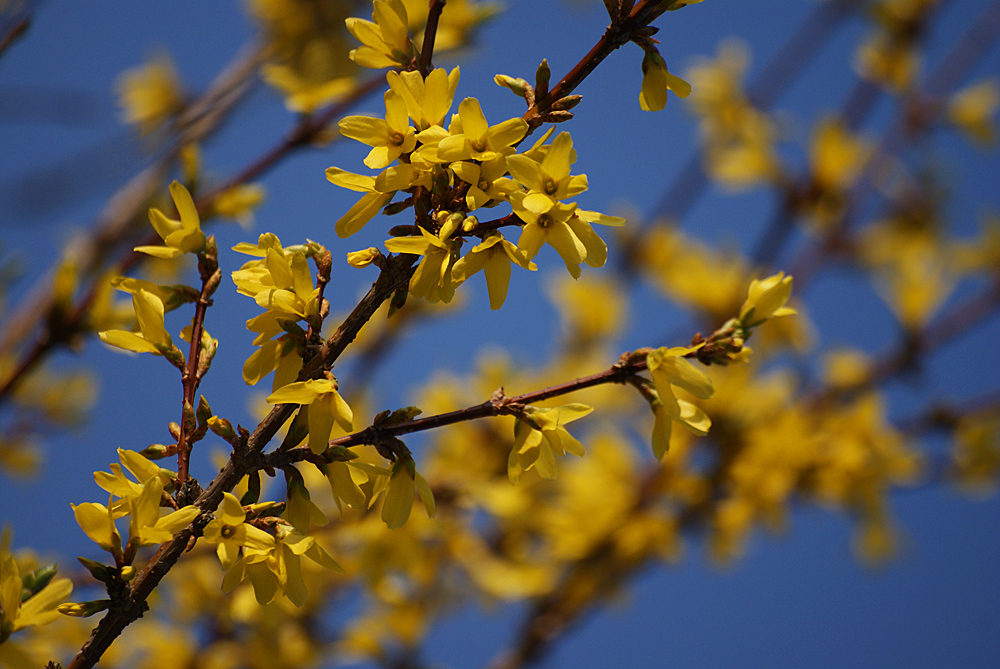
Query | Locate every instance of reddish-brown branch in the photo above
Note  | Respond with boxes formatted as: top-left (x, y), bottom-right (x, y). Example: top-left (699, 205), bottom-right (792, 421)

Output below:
top-left (268, 355), bottom-right (649, 469)
top-left (0, 16), bottom-right (29, 59)
top-left (419, 0), bottom-right (447, 77)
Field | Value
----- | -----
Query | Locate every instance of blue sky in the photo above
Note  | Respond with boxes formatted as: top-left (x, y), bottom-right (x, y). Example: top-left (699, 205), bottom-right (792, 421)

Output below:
top-left (2, 1), bottom-right (1000, 667)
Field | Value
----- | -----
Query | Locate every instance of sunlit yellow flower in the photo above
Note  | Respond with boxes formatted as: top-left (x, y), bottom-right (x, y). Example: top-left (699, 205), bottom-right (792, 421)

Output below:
top-left (512, 198), bottom-right (587, 278)
top-left (645, 346), bottom-right (713, 458)
top-left (639, 48), bottom-right (691, 112)
top-left (384, 226), bottom-right (460, 302)
top-left (202, 492), bottom-right (275, 570)
top-left (387, 66), bottom-right (460, 130)
top-left (98, 288), bottom-right (174, 355)
top-left (508, 404), bottom-right (593, 483)
top-left (505, 132), bottom-right (588, 215)
top-left (267, 377), bottom-right (354, 454)
top-left (346, 0), bottom-right (416, 69)
top-left (451, 232), bottom-right (536, 310)
top-left (339, 89), bottom-right (416, 169)
top-left (435, 98), bottom-right (528, 162)
top-left (135, 181), bottom-right (206, 259)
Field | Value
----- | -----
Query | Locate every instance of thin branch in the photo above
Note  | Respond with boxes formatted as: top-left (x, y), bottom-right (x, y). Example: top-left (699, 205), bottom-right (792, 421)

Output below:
top-left (419, 0), bottom-right (447, 77)
top-left (0, 15), bottom-right (29, 59)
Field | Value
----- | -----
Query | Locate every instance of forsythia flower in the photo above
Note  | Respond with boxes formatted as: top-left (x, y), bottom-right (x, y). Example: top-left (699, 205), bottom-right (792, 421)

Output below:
top-left (508, 404), bottom-right (593, 483)
top-left (267, 377), bottom-right (354, 454)
top-left (384, 226), bottom-right (460, 303)
top-left (639, 48), bottom-right (691, 112)
top-left (124, 476), bottom-right (200, 548)
top-left (381, 459), bottom-right (435, 529)
top-left (98, 288), bottom-right (175, 355)
top-left (202, 492), bottom-right (275, 571)
top-left (346, 0), bottom-right (417, 69)
top-left (451, 232), bottom-right (536, 310)
top-left (339, 89), bottom-right (417, 169)
top-left (646, 346), bottom-right (713, 459)
top-left (135, 181), bottom-right (207, 259)
top-left (0, 533), bottom-right (73, 642)
top-left (325, 167), bottom-right (398, 238)
top-left (739, 272), bottom-right (796, 328)
top-left (434, 97), bottom-right (528, 162)
top-left (387, 66), bottom-right (460, 130)
top-left (116, 53), bottom-right (184, 135)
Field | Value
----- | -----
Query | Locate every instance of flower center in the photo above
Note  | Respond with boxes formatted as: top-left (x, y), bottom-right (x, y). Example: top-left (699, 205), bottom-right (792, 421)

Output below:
top-left (471, 138), bottom-right (486, 152)
top-left (389, 131), bottom-right (405, 147)
top-left (220, 524), bottom-right (236, 539)
top-left (538, 213), bottom-right (553, 228)
top-left (543, 178), bottom-right (558, 195)
top-left (478, 179), bottom-right (490, 192)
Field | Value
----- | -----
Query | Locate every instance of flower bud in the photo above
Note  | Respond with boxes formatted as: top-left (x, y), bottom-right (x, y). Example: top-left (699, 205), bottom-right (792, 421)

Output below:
top-left (58, 600), bottom-right (110, 618)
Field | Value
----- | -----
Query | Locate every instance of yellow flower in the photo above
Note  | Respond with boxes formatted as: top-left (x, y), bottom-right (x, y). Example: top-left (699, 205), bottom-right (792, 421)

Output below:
top-left (0, 535), bottom-right (72, 641)
top-left (202, 492), bottom-right (275, 570)
top-left (325, 166), bottom-right (410, 238)
top-left (451, 232), bottom-right (536, 310)
top-left (512, 198), bottom-right (587, 278)
top-left (346, 0), bottom-right (416, 69)
top-left (213, 183), bottom-right (266, 229)
top-left (135, 181), bottom-right (206, 259)
top-left (347, 247), bottom-right (381, 268)
top-left (261, 63), bottom-right (356, 114)
top-left (639, 48), bottom-right (691, 112)
top-left (645, 346), bottom-right (713, 459)
top-left (71, 502), bottom-right (121, 555)
top-left (505, 132), bottom-right (588, 215)
top-left (339, 89), bottom-right (417, 169)
top-left (451, 157), bottom-right (517, 210)
top-left (810, 119), bottom-right (872, 192)
top-left (435, 97), bottom-right (528, 162)
top-left (947, 78), bottom-right (999, 146)
top-left (98, 288), bottom-right (174, 355)
top-left (381, 459), bottom-right (435, 529)
top-left (125, 476), bottom-right (200, 548)
top-left (739, 272), bottom-right (796, 328)
top-left (508, 404), bottom-right (593, 483)
top-left (116, 53), bottom-right (184, 135)
top-left (266, 377), bottom-right (354, 454)
top-left (387, 66), bottom-right (460, 130)
top-left (384, 226), bottom-right (460, 303)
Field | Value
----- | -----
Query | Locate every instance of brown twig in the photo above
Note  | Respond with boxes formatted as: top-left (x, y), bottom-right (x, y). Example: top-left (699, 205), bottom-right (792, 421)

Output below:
top-left (0, 16), bottom-right (29, 59)
top-left (419, 0), bottom-right (447, 77)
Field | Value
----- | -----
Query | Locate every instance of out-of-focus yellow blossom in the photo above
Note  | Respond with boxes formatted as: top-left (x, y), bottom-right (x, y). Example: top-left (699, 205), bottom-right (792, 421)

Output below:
top-left (135, 181), bottom-right (207, 259)
top-left (685, 41), bottom-right (781, 188)
top-left (434, 98), bottom-right (528, 163)
top-left (646, 346), bottom-right (713, 459)
top-left (387, 66), bottom-right (460, 131)
top-left (862, 220), bottom-right (953, 328)
top-left (384, 226), bottom-right (460, 303)
top-left (262, 63), bottom-right (356, 114)
top-left (639, 48), bottom-right (691, 112)
top-left (822, 349), bottom-right (873, 390)
top-left (947, 78), bottom-right (999, 146)
top-left (402, 0), bottom-right (500, 51)
top-left (346, 0), bottom-right (417, 69)
top-left (0, 533), bottom-right (73, 642)
top-left (508, 404), bottom-right (593, 483)
top-left (739, 272), bottom-right (795, 328)
top-left (266, 377), bottom-right (354, 454)
top-left (339, 89), bottom-right (417, 169)
top-left (637, 223), bottom-right (749, 319)
top-left (116, 53), bottom-right (184, 135)
top-left (951, 414), bottom-right (1000, 495)
top-left (547, 273), bottom-right (627, 346)
top-left (810, 118), bottom-right (873, 192)
top-left (951, 215), bottom-right (1000, 275)
top-left (11, 368), bottom-right (96, 427)
top-left (213, 183), bottom-right (265, 229)
top-left (381, 459), bottom-right (435, 529)
top-left (98, 289), bottom-right (174, 355)
top-left (0, 434), bottom-right (40, 478)
top-left (202, 492), bottom-right (275, 571)
top-left (451, 232), bottom-right (536, 310)
top-left (855, 33), bottom-right (918, 90)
